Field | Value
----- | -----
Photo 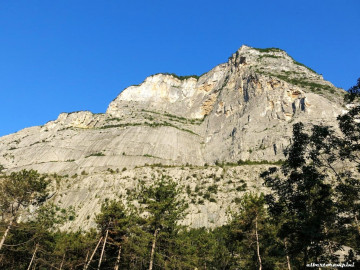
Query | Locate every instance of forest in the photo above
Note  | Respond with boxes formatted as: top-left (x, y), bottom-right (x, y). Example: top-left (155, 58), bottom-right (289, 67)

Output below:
top-left (0, 79), bottom-right (359, 269)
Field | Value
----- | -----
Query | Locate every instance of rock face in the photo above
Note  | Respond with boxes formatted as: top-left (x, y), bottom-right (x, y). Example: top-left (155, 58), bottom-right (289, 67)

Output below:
top-left (0, 45), bottom-right (346, 229)
top-left (51, 165), bottom-right (270, 231)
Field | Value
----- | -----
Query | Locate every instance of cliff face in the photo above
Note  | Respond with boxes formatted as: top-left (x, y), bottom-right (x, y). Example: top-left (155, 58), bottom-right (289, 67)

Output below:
top-left (0, 45), bottom-right (346, 229)
top-left (0, 46), bottom-right (344, 173)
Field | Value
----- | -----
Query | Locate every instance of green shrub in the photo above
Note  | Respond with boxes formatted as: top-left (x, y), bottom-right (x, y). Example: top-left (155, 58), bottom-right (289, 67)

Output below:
top-left (292, 60), bottom-right (317, 74)
top-left (186, 185), bottom-right (192, 195)
top-left (258, 54), bottom-right (282, 60)
top-left (236, 159), bottom-right (284, 165)
top-left (157, 73), bottom-right (200, 80)
top-left (85, 152), bottom-right (105, 158)
top-left (236, 183), bottom-right (247, 192)
top-left (253, 47), bottom-right (283, 53)
top-left (203, 193), bottom-right (211, 200)
top-left (234, 197), bottom-right (242, 204)
top-left (207, 185), bottom-right (218, 194)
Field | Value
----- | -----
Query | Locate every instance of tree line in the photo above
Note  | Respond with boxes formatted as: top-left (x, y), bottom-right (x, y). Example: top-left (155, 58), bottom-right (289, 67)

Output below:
top-left (0, 78), bottom-right (359, 269)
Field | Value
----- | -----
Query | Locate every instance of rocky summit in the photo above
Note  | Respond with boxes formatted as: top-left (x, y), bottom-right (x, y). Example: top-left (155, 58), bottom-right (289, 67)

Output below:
top-left (0, 45), bottom-right (346, 230)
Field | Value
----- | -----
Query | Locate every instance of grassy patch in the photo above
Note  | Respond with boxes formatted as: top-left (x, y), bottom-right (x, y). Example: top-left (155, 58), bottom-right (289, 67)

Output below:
top-left (292, 60), bottom-right (317, 74)
top-left (141, 109), bottom-right (203, 125)
top-left (143, 154), bottom-right (160, 159)
top-left (218, 160), bottom-right (284, 166)
top-left (256, 70), bottom-right (335, 93)
top-left (252, 47), bottom-right (284, 53)
top-left (252, 47), bottom-right (317, 74)
top-left (105, 117), bottom-right (122, 122)
top-left (101, 123), bottom-right (142, 129)
top-left (141, 109), bottom-right (161, 115)
top-left (156, 73), bottom-right (200, 80)
top-left (237, 159), bottom-right (284, 165)
top-left (258, 54), bottom-right (282, 60)
top-left (101, 121), bottom-right (198, 135)
top-left (85, 152), bottom-right (105, 158)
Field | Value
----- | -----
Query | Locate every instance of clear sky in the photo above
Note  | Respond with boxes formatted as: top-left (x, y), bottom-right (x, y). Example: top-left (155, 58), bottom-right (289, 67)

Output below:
top-left (0, 0), bottom-right (359, 137)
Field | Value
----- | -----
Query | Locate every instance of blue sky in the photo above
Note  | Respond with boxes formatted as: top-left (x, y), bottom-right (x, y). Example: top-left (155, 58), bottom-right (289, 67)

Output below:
top-left (0, 0), bottom-right (359, 137)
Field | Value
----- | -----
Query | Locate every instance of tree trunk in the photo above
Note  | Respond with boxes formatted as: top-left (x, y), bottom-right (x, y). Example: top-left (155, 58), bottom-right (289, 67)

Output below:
top-left (59, 253), bottom-right (65, 270)
top-left (0, 217), bottom-right (14, 251)
top-left (27, 243), bottom-right (38, 270)
top-left (114, 244), bottom-right (122, 270)
top-left (303, 248), bottom-right (308, 269)
top-left (97, 230), bottom-right (109, 270)
top-left (83, 237), bottom-right (103, 270)
top-left (83, 250), bottom-right (89, 267)
top-left (149, 228), bottom-right (159, 270)
top-left (255, 216), bottom-right (262, 270)
top-left (355, 215), bottom-right (360, 233)
top-left (284, 239), bottom-right (291, 270)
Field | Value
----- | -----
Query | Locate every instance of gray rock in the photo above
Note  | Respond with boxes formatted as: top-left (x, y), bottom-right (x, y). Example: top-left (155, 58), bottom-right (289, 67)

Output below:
top-left (0, 45), bottom-right (347, 229)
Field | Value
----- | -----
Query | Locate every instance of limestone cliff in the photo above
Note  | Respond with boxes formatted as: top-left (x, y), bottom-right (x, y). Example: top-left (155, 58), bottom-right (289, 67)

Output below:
top-left (0, 45), bottom-right (346, 229)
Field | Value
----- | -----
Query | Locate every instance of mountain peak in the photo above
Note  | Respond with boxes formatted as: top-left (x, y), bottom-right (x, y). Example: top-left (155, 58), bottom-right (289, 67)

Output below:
top-left (229, 45), bottom-right (296, 68)
top-left (0, 45), bottom-right (347, 230)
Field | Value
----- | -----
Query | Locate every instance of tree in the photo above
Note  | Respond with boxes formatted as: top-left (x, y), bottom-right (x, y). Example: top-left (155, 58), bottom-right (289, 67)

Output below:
top-left (0, 201), bottom-right (77, 269)
top-left (52, 230), bottom-right (98, 269)
top-left (0, 170), bottom-right (49, 251)
top-left (137, 176), bottom-right (188, 269)
top-left (95, 199), bottom-right (132, 269)
top-left (261, 77), bottom-right (360, 267)
top-left (228, 193), bottom-right (283, 270)
top-left (0, 204), bottom-right (72, 269)
top-left (334, 96), bottom-right (360, 258)
top-left (261, 122), bottom-right (342, 267)
top-left (344, 77), bottom-right (360, 103)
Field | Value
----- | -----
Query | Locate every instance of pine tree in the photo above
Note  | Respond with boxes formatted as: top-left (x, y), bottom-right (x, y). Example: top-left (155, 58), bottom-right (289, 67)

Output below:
top-left (95, 199), bottom-right (133, 269)
top-left (261, 123), bottom-right (341, 268)
top-left (334, 97), bottom-right (360, 260)
top-left (137, 176), bottom-right (188, 269)
top-left (0, 170), bottom-right (49, 251)
top-left (228, 193), bottom-right (282, 270)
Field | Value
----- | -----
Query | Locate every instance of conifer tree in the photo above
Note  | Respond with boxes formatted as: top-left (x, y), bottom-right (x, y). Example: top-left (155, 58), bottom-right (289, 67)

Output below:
top-left (228, 192), bottom-right (282, 270)
top-left (334, 95), bottom-right (360, 259)
top-left (95, 199), bottom-right (133, 269)
top-left (261, 123), bottom-right (341, 268)
top-left (0, 170), bottom-right (49, 251)
top-left (138, 176), bottom-right (188, 269)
